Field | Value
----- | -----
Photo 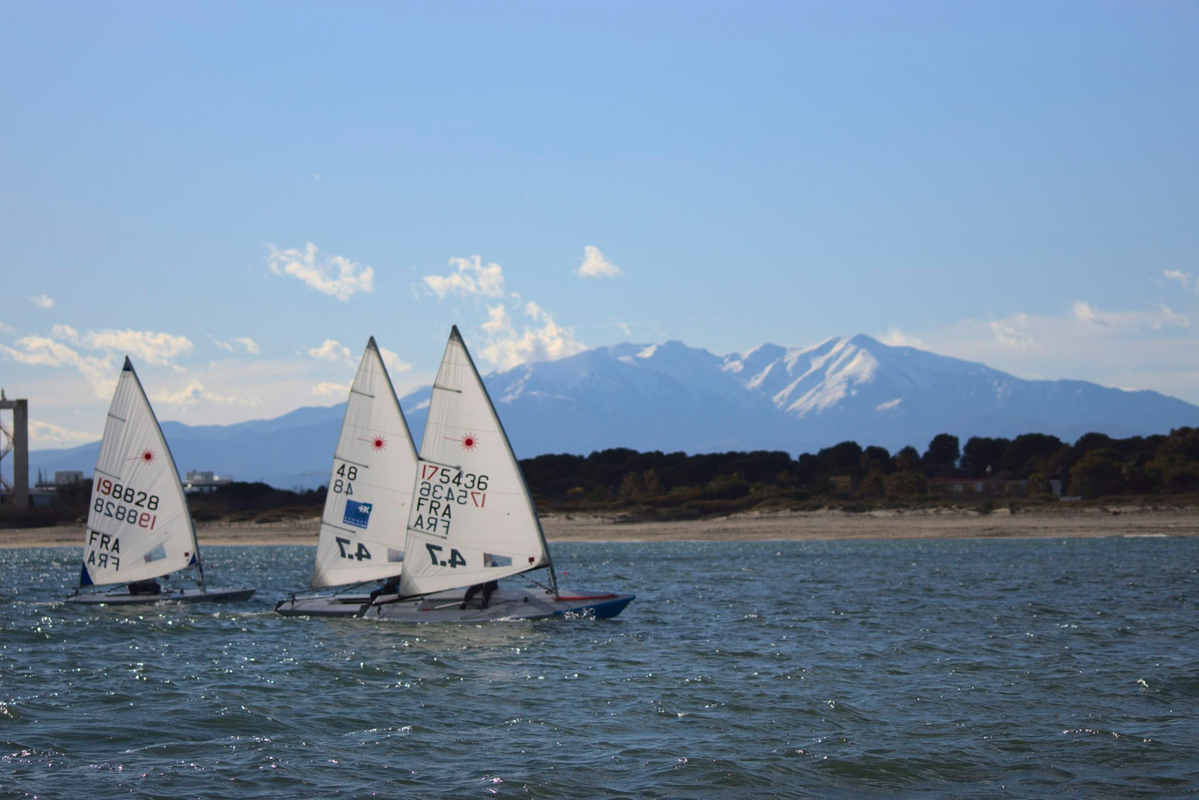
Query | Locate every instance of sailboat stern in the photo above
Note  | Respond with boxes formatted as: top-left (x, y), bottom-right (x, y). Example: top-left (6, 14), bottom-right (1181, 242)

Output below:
top-left (554, 591), bottom-right (635, 619)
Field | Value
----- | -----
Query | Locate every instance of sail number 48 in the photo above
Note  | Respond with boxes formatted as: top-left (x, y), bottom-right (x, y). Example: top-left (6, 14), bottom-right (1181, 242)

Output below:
top-left (333, 463), bottom-right (357, 495)
top-left (425, 543), bottom-right (466, 568)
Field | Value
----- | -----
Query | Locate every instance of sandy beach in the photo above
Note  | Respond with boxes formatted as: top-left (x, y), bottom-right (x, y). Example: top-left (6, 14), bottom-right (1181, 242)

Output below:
top-left (3, 505), bottom-right (1197, 548)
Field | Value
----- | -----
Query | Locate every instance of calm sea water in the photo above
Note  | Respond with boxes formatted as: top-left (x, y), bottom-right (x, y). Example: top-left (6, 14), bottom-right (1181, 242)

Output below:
top-left (2, 536), bottom-right (1197, 798)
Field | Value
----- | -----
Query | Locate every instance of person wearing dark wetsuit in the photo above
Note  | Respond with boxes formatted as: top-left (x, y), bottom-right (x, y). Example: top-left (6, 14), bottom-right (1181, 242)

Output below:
top-left (461, 579), bottom-right (498, 610)
top-left (369, 575), bottom-right (400, 603)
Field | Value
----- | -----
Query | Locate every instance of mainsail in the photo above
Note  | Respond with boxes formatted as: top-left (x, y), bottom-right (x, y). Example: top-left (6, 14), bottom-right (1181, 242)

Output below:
top-left (81, 358), bottom-right (200, 587)
top-left (312, 337), bottom-right (419, 588)
top-left (397, 326), bottom-right (555, 598)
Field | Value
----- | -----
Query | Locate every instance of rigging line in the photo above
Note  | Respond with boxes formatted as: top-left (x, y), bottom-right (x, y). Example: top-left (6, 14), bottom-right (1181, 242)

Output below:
top-left (331, 580), bottom-right (375, 597)
top-left (526, 574), bottom-right (559, 599)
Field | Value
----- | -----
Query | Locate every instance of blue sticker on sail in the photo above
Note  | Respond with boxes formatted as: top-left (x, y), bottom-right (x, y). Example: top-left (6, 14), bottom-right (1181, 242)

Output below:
top-left (344, 500), bottom-right (373, 529)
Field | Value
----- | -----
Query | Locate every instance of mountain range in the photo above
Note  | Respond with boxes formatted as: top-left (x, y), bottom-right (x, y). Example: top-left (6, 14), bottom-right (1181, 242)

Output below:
top-left (24, 334), bottom-right (1199, 489)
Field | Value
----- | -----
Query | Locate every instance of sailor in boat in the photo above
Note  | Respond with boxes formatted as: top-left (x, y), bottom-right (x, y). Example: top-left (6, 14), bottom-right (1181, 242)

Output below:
top-left (461, 555), bottom-right (499, 610)
top-left (127, 578), bottom-right (162, 596)
top-left (369, 575), bottom-right (400, 604)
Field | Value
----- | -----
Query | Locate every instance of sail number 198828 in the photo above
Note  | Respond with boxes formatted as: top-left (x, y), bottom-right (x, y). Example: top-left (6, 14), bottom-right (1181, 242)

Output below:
top-left (92, 478), bottom-right (159, 530)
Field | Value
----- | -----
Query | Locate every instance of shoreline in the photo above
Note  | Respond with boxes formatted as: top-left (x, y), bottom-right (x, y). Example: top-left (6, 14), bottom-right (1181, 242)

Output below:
top-left (3, 506), bottom-right (1198, 549)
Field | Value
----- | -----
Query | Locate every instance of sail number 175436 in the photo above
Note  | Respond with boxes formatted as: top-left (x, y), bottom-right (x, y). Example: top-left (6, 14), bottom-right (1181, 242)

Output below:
top-left (421, 463), bottom-right (488, 491)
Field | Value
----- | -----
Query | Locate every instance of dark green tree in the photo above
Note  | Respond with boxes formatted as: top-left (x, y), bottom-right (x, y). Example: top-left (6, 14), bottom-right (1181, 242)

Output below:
top-left (921, 434), bottom-right (960, 477)
top-left (1002, 433), bottom-right (1064, 477)
top-left (893, 445), bottom-right (920, 472)
top-left (960, 437), bottom-right (1009, 477)
top-left (1069, 449), bottom-right (1126, 498)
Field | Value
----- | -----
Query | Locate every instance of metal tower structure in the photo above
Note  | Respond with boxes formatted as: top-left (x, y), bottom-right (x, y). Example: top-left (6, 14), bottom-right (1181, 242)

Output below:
top-left (0, 390), bottom-right (30, 508)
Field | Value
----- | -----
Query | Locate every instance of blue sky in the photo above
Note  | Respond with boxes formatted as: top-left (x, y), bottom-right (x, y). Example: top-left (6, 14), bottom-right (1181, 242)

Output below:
top-left (2, 1), bottom-right (1197, 449)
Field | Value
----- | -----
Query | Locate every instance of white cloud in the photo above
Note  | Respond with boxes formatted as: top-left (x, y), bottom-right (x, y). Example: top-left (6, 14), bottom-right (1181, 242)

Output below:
top-left (482, 304), bottom-right (511, 335)
top-left (479, 301), bottom-right (586, 370)
top-left (877, 327), bottom-right (926, 349)
top-left (312, 381), bottom-right (351, 397)
top-left (0, 321), bottom-right (13, 333)
top-left (0, 327), bottom-right (195, 398)
top-left (1164, 270), bottom-right (1196, 292)
top-left (83, 329), bottom-right (194, 367)
top-left (379, 347), bottom-right (412, 375)
top-left (30, 295), bottom-right (54, 309)
top-left (51, 324), bottom-right (79, 343)
top-left (422, 253), bottom-right (586, 370)
top-left (990, 314), bottom-right (1035, 349)
top-left (152, 380), bottom-right (262, 409)
top-left (422, 255), bottom-right (506, 299)
top-left (28, 419), bottom-right (96, 447)
top-left (267, 242), bottom-right (374, 301)
top-left (1072, 301), bottom-right (1101, 326)
top-left (214, 336), bottom-right (261, 355)
top-left (307, 339), bottom-right (354, 365)
top-left (575, 245), bottom-right (623, 279)
top-left (1071, 301), bottom-right (1187, 331)
top-left (891, 298), bottom-right (1198, 401)
top-left (0, 335), bottom-right (115, 398)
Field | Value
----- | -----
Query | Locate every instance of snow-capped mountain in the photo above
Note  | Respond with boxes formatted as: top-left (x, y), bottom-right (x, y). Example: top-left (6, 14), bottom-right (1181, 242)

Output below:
top-left (26, 335), bottom-right (1199, 488)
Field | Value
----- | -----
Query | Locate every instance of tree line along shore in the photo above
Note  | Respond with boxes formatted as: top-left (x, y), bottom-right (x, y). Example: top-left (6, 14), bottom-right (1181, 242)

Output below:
top-left (3, 427), bottom-right (1198, 528)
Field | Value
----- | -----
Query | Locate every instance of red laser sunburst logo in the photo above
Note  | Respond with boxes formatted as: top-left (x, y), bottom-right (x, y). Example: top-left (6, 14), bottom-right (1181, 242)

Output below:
top-left (357, 435), bottom-right (388, 451)
top-left (132, 448), bottom-right (156, 464)
top-left (459, 433), bottom-right (479, 451)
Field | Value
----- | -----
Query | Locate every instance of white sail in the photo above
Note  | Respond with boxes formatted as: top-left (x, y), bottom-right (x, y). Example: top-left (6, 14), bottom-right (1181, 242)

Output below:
top-left (398, 326), bottom-right (552, 598)
top-left (311, 338), bottom-right (419, 588)
top-left (81, 358), bottom-right (200, 587)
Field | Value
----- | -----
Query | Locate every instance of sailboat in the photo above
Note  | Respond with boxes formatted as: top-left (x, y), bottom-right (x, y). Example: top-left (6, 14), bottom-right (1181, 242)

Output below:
top-left (361, 326), bottom-right (633, 622)
top-left (276, 337), bottom-right (419, 617)
top-left (66, 358), bottom-right (255, 605)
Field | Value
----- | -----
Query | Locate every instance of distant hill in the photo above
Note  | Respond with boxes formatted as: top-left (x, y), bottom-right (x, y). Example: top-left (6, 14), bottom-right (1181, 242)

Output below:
top-left (26, 335), bottom-right (1199, 488)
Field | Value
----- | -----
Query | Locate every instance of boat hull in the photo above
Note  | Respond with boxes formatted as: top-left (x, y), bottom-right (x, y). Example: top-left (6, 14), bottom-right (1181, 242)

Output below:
top-left (275, 592), bottom-right (374, 617)
top-left (65, 587), bottom-right (256, 605)
top-left (277, 587), bottom-right (634, 622)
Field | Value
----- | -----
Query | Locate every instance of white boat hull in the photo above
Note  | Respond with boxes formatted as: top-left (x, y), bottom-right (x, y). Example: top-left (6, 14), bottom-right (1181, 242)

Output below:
top-left (65, 586), bottom-right (256, 605)
top-left (276, 586), bottom-right (634, 622)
